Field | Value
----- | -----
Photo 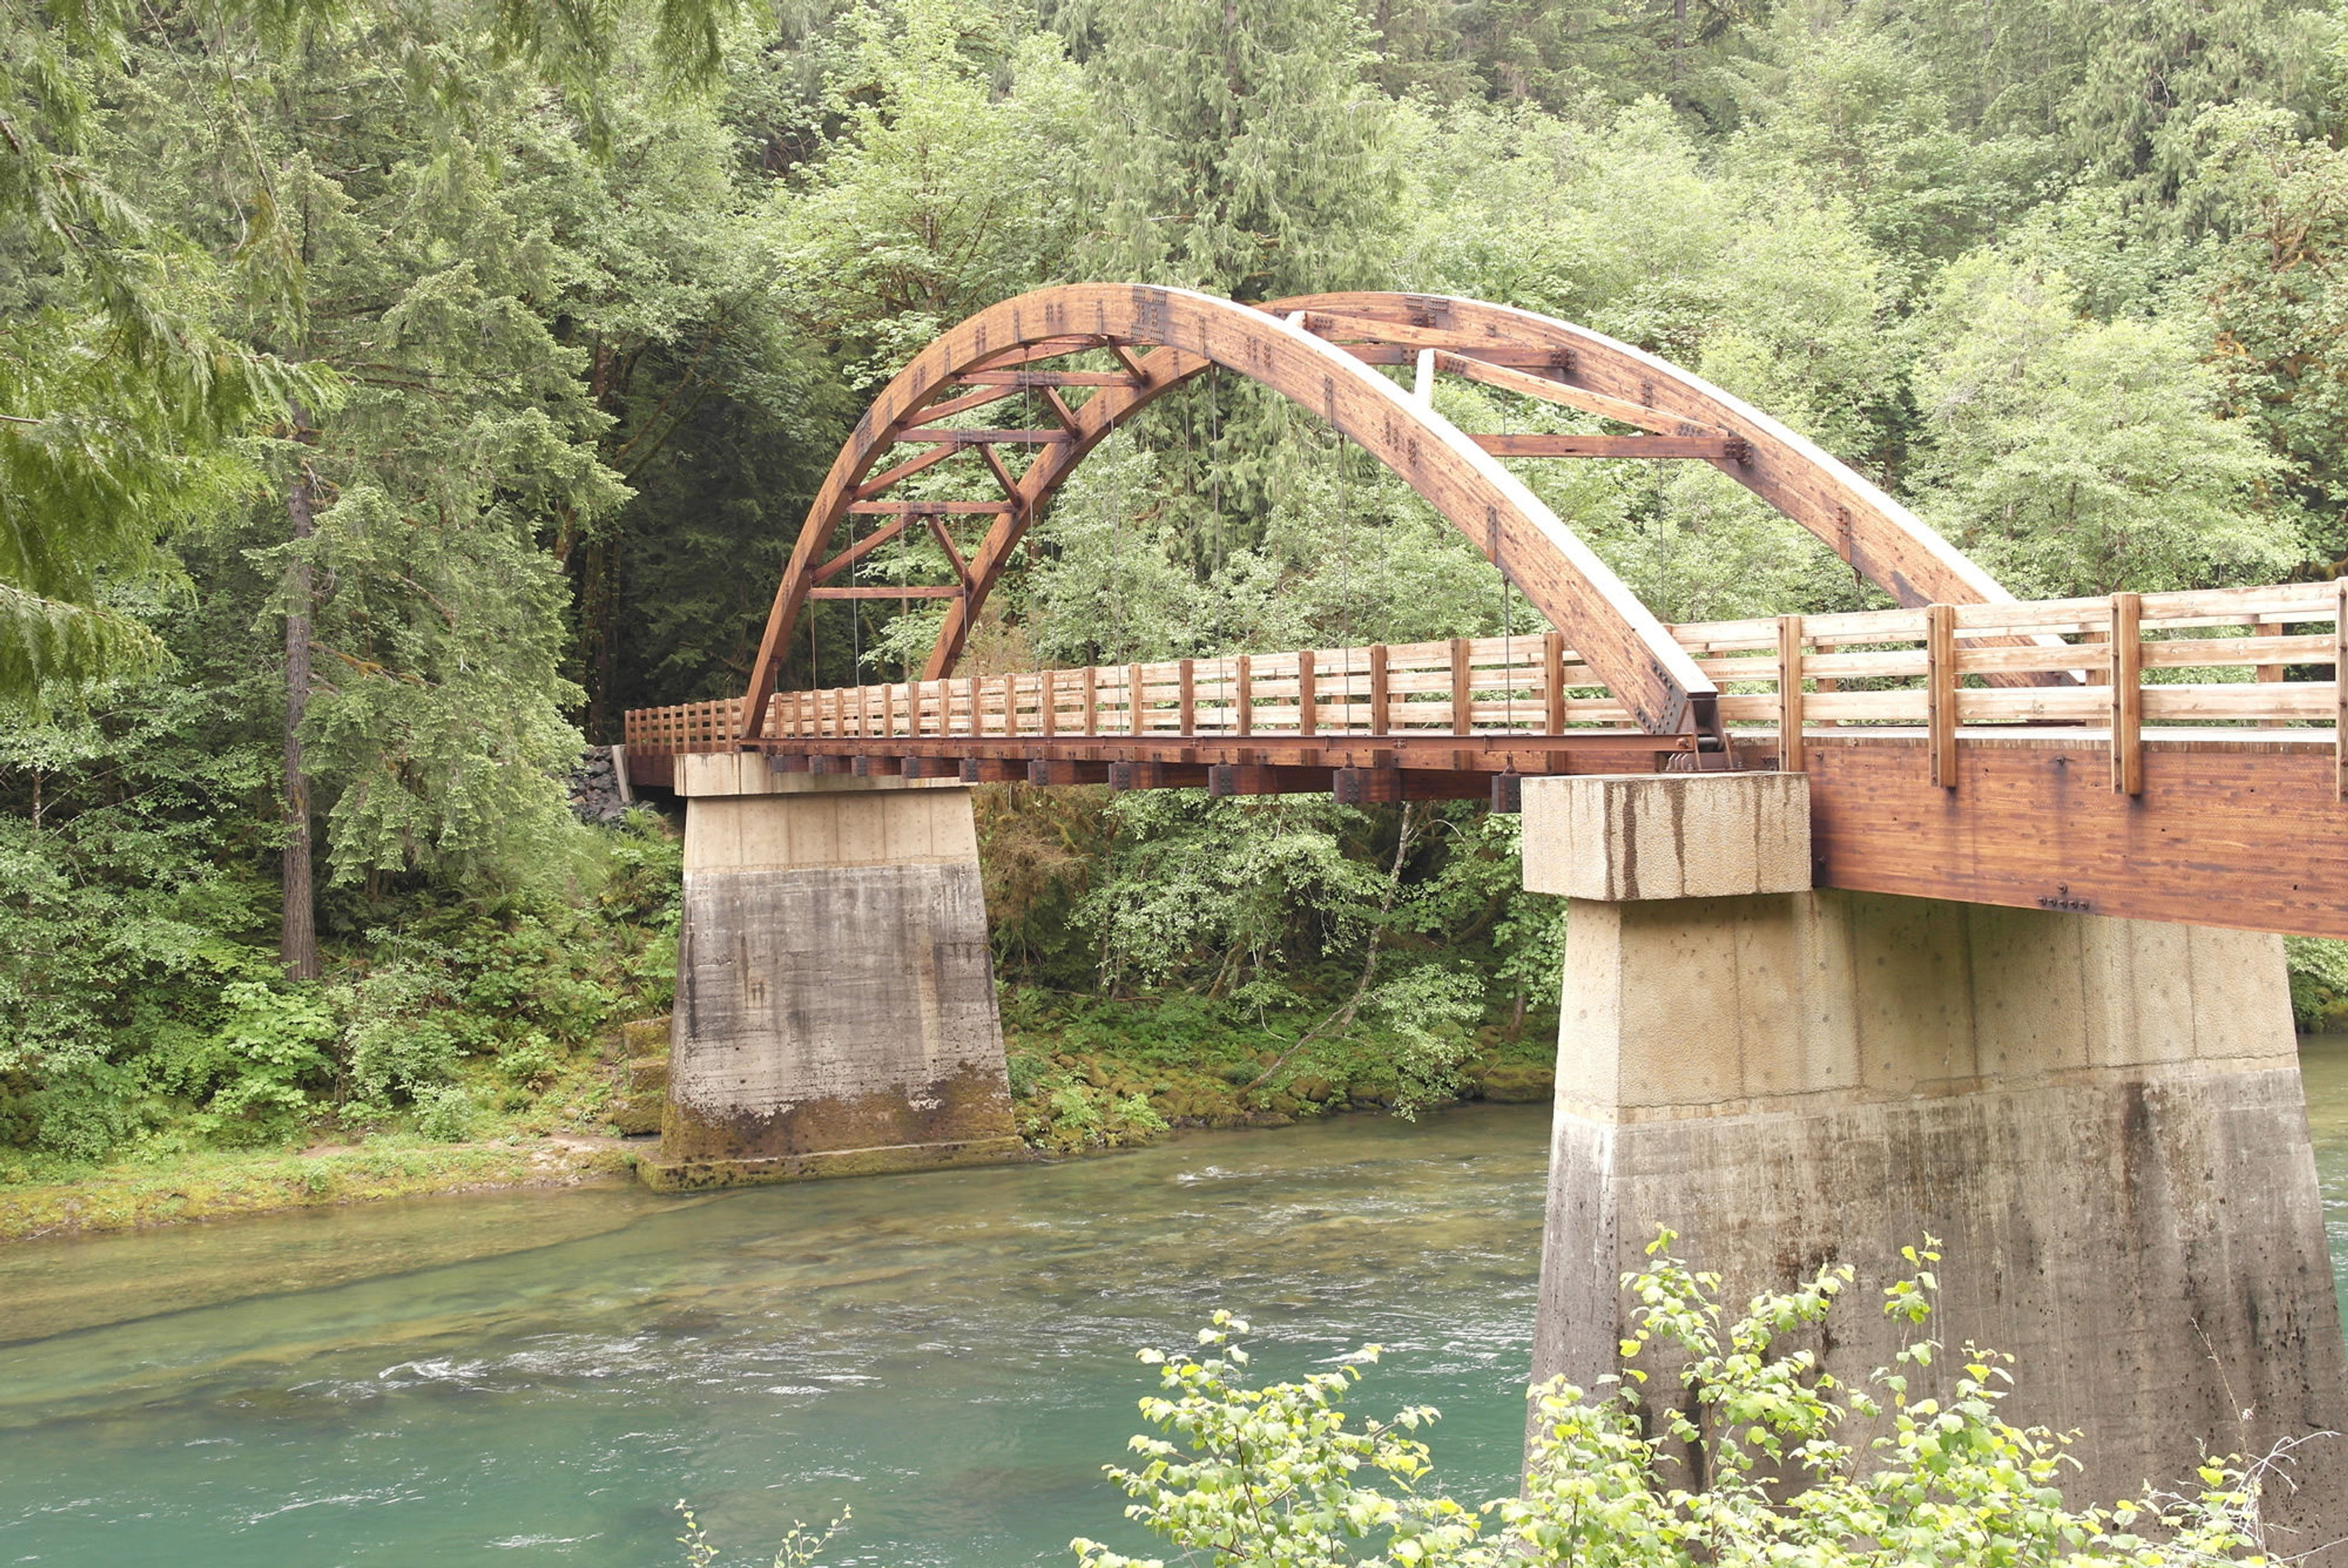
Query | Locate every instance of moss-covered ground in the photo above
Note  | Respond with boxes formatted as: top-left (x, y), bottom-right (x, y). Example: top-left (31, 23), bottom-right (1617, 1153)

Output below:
top-left (0, 1136), bottom-right (638, 1240)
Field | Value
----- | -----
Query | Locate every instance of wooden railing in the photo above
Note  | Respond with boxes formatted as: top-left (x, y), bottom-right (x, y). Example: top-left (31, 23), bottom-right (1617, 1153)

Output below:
top-left (622, 698), bottom-right (747, 752)
top-left (625, 578), bottom-right (2348, 792)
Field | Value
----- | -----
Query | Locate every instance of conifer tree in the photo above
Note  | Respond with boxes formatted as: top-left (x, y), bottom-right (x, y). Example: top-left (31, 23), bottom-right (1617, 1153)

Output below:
top-left (1080, 0), bottom-right (1401, 300)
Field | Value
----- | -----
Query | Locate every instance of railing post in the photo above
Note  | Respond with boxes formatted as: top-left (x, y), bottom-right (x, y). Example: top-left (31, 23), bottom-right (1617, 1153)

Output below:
top-left (1041, 669), bottom-right (1056, 737)
top-left (1129, 663), bottom-right (1145, 737)
top-left (1179, 658), bottom-right (1196, 736)
top-left (1298, 650), bottom-right (1317, 738)
top-left (1236, 655), bottom-right (1253, 737)
top-left (2336, 579), bottom-right (2346, 802)
top-left (1543, 632), bottom-right (1566, 734)
top-left (2111, 592), bottom-right (2143, 796)
top-left (1927, 603), bottom-right (1957, 790)
top-left (967, 674), bottom-right (981, 737)
top-left (1083, 666), bottom-right (1099, 736)
top-left (1368, 644), bottom-right (1389, 736)
top-left (1777, 614), bottom-right (1805, 773)
top-left (1450, 638), bottom-right (1471, 735)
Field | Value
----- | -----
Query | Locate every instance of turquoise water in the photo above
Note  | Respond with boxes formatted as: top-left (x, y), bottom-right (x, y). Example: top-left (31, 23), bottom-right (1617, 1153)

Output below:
top-left (9, 1043), bottom-right (2348, 1568)
top-left (0, 1105), bottom-right (1554, 1567)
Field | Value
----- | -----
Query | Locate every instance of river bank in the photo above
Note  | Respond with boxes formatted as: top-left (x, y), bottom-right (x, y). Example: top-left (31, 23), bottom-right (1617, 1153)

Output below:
top-left (0, 995), bottom-right (1557, 1240)
top-left (0, 1135), bottom-right (640, 1242)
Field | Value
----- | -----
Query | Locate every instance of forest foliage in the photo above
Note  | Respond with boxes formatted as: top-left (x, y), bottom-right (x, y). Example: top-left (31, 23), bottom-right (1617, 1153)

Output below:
top-left (7, 0), bottom-right (2348, 1165)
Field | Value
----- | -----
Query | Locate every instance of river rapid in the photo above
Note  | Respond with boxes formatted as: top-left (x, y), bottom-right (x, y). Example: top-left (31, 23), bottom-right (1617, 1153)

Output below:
top-left (7, 1045), bottom-right (2348, 1567)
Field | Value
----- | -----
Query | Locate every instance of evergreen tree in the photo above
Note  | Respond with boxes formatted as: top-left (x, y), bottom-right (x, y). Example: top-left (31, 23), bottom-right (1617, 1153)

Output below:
top-left (1081, 0), bottom-right (1402, 300)
top-left (0, 2), bottom-right (319, 702)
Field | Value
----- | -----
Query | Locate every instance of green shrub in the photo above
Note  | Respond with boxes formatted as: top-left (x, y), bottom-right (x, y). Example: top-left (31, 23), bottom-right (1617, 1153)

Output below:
top-left (155, 981), bottom-right (339, 1146)
top-left (339, 966), bottom-right (461, 1116)
top-left (412, 1084), bottom-right (478, 1143)
top-left (1045, 1083), bottom-right (1105, 1144)
top-left (1108, 1092), bottom-right (1169, 1139)
top-left (1006, 1051), bottom-right (1047, 1100)
top-left (1079, 1237), bottom-right (2279, 1567)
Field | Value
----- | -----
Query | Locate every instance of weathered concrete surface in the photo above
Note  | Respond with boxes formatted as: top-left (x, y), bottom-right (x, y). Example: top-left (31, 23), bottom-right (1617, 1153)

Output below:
top-left (640, 758), bottom-right (1022, 1190)
top-left (1523, 772), bottom-right (1811, 902)
top-left (1528, 775), bottom-right (2347, 1544)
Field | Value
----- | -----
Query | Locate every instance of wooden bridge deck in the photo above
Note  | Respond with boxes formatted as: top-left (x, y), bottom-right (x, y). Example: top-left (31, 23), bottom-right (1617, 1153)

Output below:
top-left (626, 578), bottom-right (2348, 939)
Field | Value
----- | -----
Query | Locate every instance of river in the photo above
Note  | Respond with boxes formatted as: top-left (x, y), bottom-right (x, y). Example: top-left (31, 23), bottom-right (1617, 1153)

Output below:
top-left (7, 1045), bottom-right (2348, 1567)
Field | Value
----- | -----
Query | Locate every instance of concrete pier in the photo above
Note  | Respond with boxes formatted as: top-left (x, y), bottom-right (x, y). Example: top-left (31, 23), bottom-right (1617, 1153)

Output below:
top-left (641, 753), bottom-right (1023, 1190)
top-left (1523, 773), bottom-right (2347, 1536)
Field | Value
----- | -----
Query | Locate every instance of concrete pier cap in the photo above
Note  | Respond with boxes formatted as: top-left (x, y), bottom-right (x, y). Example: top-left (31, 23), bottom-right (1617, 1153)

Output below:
top-left (1519, 768), bottom-right (2348, 1543)
top-left (641, 751), bottom-right (1025, 1190)
top-left (1520, 771), bottom-right (1811, 901)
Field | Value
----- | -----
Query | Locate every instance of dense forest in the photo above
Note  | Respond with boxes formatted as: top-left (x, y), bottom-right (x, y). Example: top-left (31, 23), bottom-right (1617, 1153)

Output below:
top-left (7, 0), bottom-right (2348, 1183)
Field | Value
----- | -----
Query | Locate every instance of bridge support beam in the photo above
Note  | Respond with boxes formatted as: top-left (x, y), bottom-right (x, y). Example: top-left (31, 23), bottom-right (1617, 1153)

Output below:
top-left (1524, 773), bottom-right (2347, 1536)
top-left (641, 753), bottom-right (1024, 1190)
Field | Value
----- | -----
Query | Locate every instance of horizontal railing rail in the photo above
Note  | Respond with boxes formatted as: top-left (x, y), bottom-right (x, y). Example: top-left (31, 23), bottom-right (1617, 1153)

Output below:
top-left (622, 578), bottom-right (2348, 797)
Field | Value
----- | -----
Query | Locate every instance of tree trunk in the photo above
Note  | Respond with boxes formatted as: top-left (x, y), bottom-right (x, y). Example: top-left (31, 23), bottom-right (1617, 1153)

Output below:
top-left (280, 458), bottom-right (320, 982)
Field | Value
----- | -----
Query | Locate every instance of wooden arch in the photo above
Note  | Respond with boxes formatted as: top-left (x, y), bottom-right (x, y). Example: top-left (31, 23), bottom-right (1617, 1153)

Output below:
top-left (741, 284), bottom-right (2018, 741)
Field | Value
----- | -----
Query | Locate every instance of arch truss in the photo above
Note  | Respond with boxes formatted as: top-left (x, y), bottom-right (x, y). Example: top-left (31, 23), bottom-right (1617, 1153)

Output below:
top-left (742, 285), bottom-right (2023, 742)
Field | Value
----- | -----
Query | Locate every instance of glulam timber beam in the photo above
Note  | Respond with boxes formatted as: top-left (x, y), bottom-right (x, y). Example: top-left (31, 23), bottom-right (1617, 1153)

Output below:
top-left (1433, 351), bottom-right (1724, 436)
top-left (916, 385), bottom-right (1025, 423)
top-left (1472, 433), bottom-right (1748, 460)
top-left (738, 731), bottom-right (1698, 771)
top-left (846, 500), bottom-right (1014, 514)
top-left (743, 284), bottom-right (1717, 739)
top-left (1269, 292), bottom-right (2018, 613)
top-left (812, 515), bottom-right (916, 583)
top-left (1802, 734), bottom-right (2348, 940)
top-left (895, 427), bottom-right (1073, 445)
top-left (958, 370), bottom-right (1136, 388)
top-left (1336, 344), bottom-right (1567, 370)
top-left (852, 443), bottom-right (959, 499)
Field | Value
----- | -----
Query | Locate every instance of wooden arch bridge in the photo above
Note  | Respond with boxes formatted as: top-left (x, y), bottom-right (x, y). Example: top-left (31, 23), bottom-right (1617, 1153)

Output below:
top-left (624, 284), bottom-right (2348, 940)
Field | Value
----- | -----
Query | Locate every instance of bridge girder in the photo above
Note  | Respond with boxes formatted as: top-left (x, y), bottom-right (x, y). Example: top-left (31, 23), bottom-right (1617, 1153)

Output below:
top-left (742, 285), bottom-right (2020, 741)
